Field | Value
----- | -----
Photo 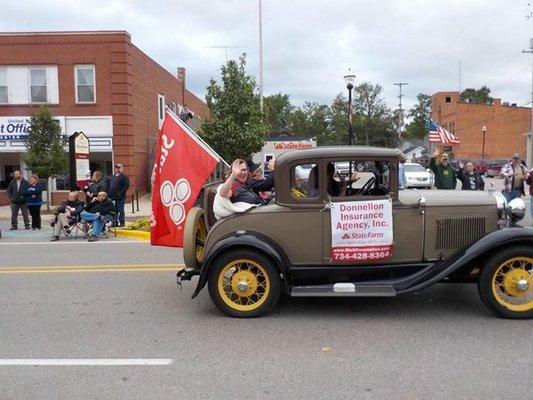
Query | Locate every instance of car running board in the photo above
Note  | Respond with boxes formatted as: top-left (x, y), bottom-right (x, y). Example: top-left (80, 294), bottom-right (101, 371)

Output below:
top-left (291, 283), bottom-right (397, 297)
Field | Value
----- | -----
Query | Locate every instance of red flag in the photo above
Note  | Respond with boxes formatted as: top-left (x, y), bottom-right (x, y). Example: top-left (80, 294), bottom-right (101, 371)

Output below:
top-left (151, 111), bottom-right (220, 247)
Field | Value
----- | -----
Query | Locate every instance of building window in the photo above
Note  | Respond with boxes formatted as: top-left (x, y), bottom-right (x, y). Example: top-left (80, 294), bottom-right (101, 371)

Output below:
top-left (0, 68), bottom-right (7, 103)
top-left (75, 65), bottom-right (96, 103)
top-left (29, 68), bottom-right (47, 103)
top-left (158, 93), bottom-right (165, 128)
top-left (445, 96), bottom-right (451, 103)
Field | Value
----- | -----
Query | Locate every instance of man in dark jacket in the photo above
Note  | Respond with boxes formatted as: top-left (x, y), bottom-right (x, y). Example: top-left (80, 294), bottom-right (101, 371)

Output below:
top-left (50, 191), bottom-right (85, 241)
top-left (457, 161), bottom-right (485, 191)
top-left (429, 148), bottom-right (457, 190)
top-left (80, 192), bottom-right (115, 242)
top-left (108, 163), bottom-right (130, 227)
top-left (7, 170), bottom-right (30, 230)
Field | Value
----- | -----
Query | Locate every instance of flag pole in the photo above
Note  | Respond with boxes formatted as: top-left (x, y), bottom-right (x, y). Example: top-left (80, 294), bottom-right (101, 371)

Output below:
top-left (165, 107), bottom-right (230, 168)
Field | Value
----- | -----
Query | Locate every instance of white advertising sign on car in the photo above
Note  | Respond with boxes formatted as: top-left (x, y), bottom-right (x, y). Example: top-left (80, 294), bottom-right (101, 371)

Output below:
top-left (330, 199), bottom-right (393, 262)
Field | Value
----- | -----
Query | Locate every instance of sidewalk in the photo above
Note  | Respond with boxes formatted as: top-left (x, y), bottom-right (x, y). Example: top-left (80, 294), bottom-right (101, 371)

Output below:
top-left (0, 193), bottom-right (152, 221)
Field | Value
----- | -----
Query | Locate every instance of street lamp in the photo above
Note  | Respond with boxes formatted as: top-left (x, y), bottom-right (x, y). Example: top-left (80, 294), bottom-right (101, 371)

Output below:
top-left (481, 125), bottom-right (487, 160)
top-left (344, 73), bottom-right (356, 146)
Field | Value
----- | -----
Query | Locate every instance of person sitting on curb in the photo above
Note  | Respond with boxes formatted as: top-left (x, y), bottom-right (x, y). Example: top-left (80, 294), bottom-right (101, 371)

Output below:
top-left (429, 148), bottom-right (457, 190)
top-left (51, 191), bottom-right (85, 242)
top-left (457, 160), bottom-right (485, 191)
top-left (80, 192), bottom-right (115, 242)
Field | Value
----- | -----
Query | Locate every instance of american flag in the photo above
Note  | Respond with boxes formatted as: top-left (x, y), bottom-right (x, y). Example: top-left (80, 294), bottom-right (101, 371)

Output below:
top-left (426, 120), bottom-right (460, 144)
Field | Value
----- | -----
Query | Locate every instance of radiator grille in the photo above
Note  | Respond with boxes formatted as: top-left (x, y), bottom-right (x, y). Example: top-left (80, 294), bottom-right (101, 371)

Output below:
top-left (435, 217), bottom-right (486, 250)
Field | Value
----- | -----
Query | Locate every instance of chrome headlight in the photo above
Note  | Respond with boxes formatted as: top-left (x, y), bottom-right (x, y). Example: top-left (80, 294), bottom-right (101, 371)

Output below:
top-left (491, 190), bottom-right (507, 219)
top-left (506, 198), bottom-right (526, 222)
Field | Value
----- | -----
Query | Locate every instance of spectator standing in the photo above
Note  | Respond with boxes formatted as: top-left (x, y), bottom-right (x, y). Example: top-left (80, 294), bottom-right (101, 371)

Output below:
top-left (398, 155), bottom-right (407, 190)
top-left (525, 169), bottom-right (533, 223)
top-left (108, 163), bottom-right (130, 227)
top-left (500, 153), bottom-right (527, 202)
top-left (26, 174), bottom-right (43, 230)
top-left (84, 170), bottom-right (109, 200)
top-left (81, 192), bottom-right (115, 242)
top-left (429, 148), bottom-right (457, 190)
top-left (6, 170), bottom-right (30, 230)
top-left (457, 161), bottom-right (485, 191)
top-left (50, 192), bottom-right (84, 241)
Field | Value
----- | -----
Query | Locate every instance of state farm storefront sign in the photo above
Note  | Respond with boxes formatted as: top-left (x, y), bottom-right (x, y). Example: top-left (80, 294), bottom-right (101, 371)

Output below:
top-left (273, 141), bottom-right (314, 150)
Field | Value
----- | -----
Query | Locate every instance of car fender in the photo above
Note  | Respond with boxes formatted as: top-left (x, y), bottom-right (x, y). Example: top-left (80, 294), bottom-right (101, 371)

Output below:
top-left (397, 227), bottom-right (533, 293)
top-left (191, 231), bottom-right (290, 298)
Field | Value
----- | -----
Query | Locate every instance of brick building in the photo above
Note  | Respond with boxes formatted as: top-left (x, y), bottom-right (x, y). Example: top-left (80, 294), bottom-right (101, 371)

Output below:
top-left (431, 91), bottom-right (532, 163)
top-left (0, 30), bottom-right (208, 204)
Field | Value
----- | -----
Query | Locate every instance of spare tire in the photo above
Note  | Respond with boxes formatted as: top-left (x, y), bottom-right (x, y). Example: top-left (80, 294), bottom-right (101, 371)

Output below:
top-left (183, 207), bottom-right (208, 269)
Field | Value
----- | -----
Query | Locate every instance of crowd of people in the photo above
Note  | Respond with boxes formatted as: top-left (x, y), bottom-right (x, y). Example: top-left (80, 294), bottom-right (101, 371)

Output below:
top-left (6, 164), bottom-right (130, 242)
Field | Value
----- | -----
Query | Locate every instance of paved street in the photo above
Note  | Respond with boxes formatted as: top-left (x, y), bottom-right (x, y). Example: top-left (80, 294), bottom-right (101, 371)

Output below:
top-left (0, 211), bottom-right (532, 400)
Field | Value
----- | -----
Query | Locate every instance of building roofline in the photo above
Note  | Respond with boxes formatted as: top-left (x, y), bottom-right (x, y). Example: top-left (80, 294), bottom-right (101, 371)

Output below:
top-left (0, 30), bottom-right (130, 37)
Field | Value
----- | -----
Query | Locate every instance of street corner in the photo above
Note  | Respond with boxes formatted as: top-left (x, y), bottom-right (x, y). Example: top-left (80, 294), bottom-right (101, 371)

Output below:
top-left (115, 228), bottom-right (150, 241)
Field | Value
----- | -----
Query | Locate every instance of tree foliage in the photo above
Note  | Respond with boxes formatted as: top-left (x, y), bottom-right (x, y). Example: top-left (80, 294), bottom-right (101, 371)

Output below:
top-left (460, 85), bottom-right (493, 105)
top-left (200, 54), bottom-right (268, 162)
top-left (24, 106), bottom-right (67, 178)
top-left (405, 93), bottom-right (432, 139)
top-left (264, 93), bottom-right (293, 134)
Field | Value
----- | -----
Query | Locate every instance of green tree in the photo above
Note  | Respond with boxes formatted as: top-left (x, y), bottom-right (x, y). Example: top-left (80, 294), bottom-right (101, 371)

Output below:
top-left (405, 93), bottom-right (432, 139)
top-left (264, 93), bottom-right (293, 134)
top-left (460, 85), bottom-right (493, 104)
top-left (200, 54), bottom-right (268, 162)
top-left (287, 102), bottom-right (329, 138)
top-left (24, 106), bottom-right (68, 211)
top-left (319, 93), bottom-right (348, 146)
top-left (353, 82), bottom-right (397, 147)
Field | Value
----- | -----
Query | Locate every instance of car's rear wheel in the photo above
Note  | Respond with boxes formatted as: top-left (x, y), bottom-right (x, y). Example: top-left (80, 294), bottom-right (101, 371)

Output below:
top-left (208, 250), bottom-right (281, 318)
top-left (183, 207), bottom-right (207, 269)
top-left (478, 247), bottom-right (533, 319)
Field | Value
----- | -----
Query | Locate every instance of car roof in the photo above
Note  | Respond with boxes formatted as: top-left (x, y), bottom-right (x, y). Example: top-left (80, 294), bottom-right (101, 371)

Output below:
top-left (276, 146), bottom-right (403, 165)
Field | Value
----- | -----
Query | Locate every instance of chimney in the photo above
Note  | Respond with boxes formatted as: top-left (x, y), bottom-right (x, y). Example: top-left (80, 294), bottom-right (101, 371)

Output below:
top-left (177, 67), bottom-right (186, 105)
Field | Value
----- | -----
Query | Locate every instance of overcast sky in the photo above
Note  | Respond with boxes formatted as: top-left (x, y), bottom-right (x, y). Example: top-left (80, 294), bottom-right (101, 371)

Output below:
top-left (1, 0), bottom-right (532, 111)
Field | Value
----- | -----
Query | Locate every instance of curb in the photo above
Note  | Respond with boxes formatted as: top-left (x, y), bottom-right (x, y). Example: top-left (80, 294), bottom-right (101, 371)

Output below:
top-left (115, 229), bottom-right (150, 241)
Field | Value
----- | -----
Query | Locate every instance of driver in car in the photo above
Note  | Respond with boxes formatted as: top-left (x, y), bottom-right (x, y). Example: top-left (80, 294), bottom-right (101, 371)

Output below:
top-left (220, 158), bottom-right (275, 205)
top-left (327, 163), bottom-right (359, 197)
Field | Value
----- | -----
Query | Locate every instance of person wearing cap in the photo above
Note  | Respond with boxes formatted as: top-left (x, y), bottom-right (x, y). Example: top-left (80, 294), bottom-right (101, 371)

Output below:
top-left (500, 153), bottom-right (527, 201)
top-left (430, 148), bottom-right (457, 190)
top-left (219, 158), bottom-right (275, 205)
top-left (457, 160), bottom-right (485, 191)
top-left (107, 163), bottom-right (130, 227)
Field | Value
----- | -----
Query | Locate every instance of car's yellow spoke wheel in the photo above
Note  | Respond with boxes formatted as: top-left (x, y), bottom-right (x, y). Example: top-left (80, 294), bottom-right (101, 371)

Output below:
top-left (491, 257), bottom-right (533, 312)
top-left (217, 259), bottom-right (271, 312)
top-left (194, 216), bottom-right (207, 262)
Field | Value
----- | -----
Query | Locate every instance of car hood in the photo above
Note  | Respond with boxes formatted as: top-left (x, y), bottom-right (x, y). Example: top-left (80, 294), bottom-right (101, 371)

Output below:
top-left (399, 189), bottom-right (496, 207)
top-left (405, 171), bottom-right (430, 178)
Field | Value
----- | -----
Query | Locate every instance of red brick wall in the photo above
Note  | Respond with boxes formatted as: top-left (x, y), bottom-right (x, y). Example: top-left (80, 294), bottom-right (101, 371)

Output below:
top-left (432, 91), bottom-right (530, 160)
top-left (0, 31), bottom-right (209, 195)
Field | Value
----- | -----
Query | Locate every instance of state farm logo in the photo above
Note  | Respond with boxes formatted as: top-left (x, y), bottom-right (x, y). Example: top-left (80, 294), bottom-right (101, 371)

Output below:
top-left (160, 179), bottom-right (191, 226)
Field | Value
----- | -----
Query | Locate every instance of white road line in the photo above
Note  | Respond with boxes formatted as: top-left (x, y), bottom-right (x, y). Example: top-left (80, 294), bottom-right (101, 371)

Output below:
top-left (0, 359), bottom-right (173, 366)
top-left (0, 240), bottom-right (141, 245)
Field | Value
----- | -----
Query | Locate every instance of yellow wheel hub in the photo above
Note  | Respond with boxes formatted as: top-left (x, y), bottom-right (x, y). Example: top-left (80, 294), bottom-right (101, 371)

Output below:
top-left (492, 257), bottom-right (533, 312)
top-left (217, 259), bottom-right (270, 312)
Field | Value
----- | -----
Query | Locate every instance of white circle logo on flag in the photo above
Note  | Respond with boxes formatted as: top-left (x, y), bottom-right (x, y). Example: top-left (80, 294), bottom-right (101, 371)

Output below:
top-left (160, 179), bottom-right (191, 226)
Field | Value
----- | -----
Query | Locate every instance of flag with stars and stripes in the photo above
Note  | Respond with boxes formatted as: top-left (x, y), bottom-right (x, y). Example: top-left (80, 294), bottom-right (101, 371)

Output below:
top-left (426, 120), bottom-right (460, 144)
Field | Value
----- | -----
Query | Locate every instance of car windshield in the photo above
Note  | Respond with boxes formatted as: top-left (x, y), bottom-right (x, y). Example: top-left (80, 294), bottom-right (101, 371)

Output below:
top-left (404, 164), bottom-right (426, 173)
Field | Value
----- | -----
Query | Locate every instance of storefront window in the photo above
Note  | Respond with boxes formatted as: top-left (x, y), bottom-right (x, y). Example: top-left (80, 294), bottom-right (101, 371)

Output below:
top-left (29, 68), bottom-right (47, 103)
top-left (0, 68), bottom-right (7, 103)
top-left (75, 65), bottom-right (96, 103)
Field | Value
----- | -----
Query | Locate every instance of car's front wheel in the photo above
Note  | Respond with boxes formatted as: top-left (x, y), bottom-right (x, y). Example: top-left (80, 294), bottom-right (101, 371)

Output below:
top-left (208, 250), bottom-right (281, 318)
top-left (478, 246), bottom-right (533, 319)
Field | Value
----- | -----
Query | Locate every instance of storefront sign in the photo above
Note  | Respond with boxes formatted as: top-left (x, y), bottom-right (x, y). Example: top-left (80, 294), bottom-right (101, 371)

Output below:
top-left (273, 141), bottom-right (314, 150)
top-left (330, 199), bottom-right (393, 262)
top-left (0, 116), bottom-right (66, 140)
top-left (69, 131), bottom-right (91, 190)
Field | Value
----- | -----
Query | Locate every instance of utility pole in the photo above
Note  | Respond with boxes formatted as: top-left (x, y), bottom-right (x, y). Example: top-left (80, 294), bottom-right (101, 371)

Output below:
top-left (258, 0), bottom-right (264, 111)
top-left (523, 38), bottom-right (533, 167)
top-left (394, 82), bottom-right (408, 142)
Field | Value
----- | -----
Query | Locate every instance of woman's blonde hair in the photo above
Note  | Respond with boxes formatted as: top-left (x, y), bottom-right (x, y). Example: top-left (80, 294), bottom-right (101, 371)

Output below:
top-left (92, 170), bottom-right (103, 181)
top-left (30, 174), bottom-right (39, 181)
